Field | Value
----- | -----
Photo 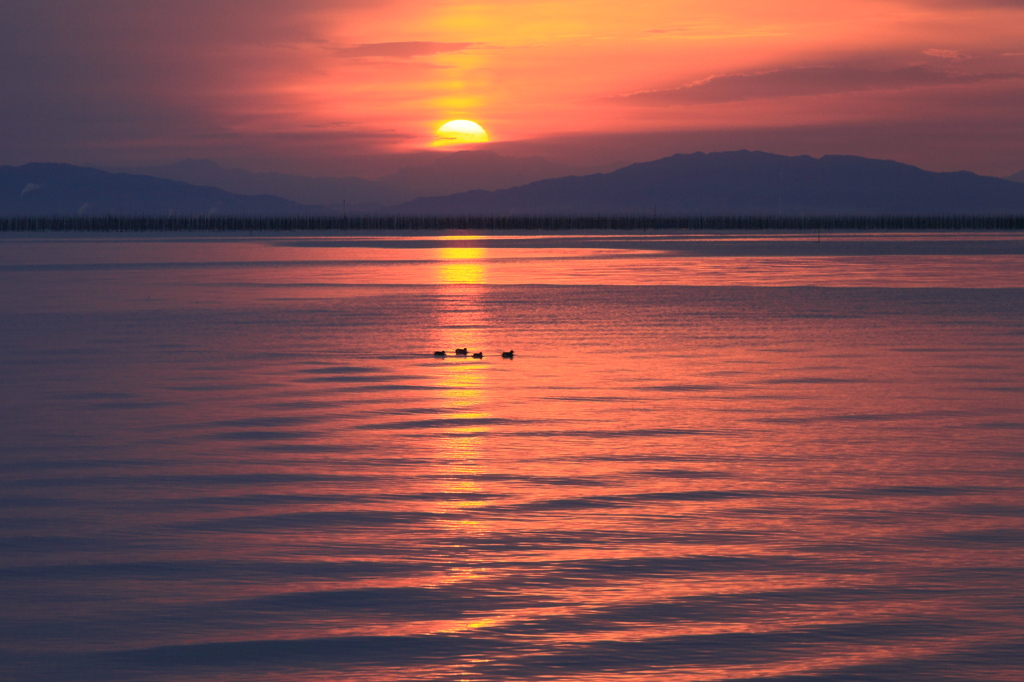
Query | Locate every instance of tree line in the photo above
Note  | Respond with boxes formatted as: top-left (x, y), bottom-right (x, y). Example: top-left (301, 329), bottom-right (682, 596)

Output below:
top-left (2, 215), bottom-right (1023, 232)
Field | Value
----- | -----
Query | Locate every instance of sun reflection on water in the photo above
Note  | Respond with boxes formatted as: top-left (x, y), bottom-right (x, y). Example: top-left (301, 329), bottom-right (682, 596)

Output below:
top-left (429, 241), bottom-right (496, 624)
top-left (432, 363), bottom-right (491, 520)
top-left (437, 246), bottom-right (488, 285)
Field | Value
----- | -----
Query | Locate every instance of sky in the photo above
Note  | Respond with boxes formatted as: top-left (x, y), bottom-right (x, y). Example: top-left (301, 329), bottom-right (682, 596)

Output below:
top-left (2, 0), bottom-right (1023, 177)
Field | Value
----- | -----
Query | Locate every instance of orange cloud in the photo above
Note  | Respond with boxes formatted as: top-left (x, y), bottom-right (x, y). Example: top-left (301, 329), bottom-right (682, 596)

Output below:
top-left (620, 65), bottom-right (1023, 104)
top-left (334, 42), bottom-right (477, 59)
top-left (923, 48), bottom-right (969, 60)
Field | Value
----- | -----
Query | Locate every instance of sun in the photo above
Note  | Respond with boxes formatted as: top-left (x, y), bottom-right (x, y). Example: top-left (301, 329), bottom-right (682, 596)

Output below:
top-left (434, 120), bottom-right (489, 146)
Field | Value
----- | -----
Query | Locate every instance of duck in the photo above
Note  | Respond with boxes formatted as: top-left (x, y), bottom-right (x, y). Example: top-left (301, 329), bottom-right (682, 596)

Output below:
top-left (433, 350), bottom-right (447, 357)
top-left (455, 348), bottom-right (468, 355)
top-left (472, 352), bottom-right (484, 358)
top-left (501, 350), bottom-right (514, 358)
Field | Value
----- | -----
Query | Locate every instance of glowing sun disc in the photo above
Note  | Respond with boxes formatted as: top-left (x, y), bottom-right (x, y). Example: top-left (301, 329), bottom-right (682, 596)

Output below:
top-left (435, 119), bottom-right (489, 146)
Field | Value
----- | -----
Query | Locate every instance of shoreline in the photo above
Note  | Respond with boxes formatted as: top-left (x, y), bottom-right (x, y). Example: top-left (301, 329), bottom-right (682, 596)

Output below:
top-left (2, 215), bottom-right (1024, 234)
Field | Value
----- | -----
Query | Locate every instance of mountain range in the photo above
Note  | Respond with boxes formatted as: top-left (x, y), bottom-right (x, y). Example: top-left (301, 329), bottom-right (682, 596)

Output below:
top-left (102, 159), bottom-right (397, 209)
top-left (3, 151), bottom-right (1024, 217)
top-left (103, 151), bottom-right (581, 209)
top-left (0, 164), bottom-right (314, 217)
top-left (396, 151), bottom-right (1024, 215)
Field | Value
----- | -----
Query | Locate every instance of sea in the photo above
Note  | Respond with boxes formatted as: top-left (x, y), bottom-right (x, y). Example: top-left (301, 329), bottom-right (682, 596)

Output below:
top-left (0, 230), bottom-right (1022, 682)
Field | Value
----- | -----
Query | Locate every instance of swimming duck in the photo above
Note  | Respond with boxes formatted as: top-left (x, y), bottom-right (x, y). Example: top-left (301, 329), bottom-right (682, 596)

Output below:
top-left (434, 350), bottom-right (447, 357)
top-left (472, 352), bottom-right (483, 358)
top-left (455, 348), bottom-right (468, 355)
top-left (501, 350), bottom-right (514, 358)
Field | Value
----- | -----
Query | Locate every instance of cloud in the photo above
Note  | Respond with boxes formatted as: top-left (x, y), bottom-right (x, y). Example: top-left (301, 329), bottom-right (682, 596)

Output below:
top-left (644, 24), bottom-right (789, 39)
top-left (908, 0), bottom-right (1024, 6)
top-left (923, 49), bottom-right (968, 61)
top-left (620, 66), bottom-right (1022, 105)
top-left (334, 42), bottom-right (476, 59)
top-left (489, 108), bottom-right (1024, 178)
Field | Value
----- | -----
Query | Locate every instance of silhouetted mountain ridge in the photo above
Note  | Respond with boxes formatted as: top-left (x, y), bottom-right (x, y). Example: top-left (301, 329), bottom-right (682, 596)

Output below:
top-left (103, 159), bottom-right (401, 208)
top-left (6, 153), bottom-right (1024, 217)
top-left (0, 164), bottom-right (320, 216)
top-left (395, 151), bottom-right (1024, 215)
top-left (106, 152), bottom-right (584, 208)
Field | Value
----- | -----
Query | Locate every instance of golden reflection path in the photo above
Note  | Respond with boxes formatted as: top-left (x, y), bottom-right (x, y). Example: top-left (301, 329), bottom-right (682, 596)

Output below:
top-left (428, 241), bottom-right (504, 648)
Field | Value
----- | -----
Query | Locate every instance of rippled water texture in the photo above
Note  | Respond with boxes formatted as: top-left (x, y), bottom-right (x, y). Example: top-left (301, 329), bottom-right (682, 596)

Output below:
top-left (1, 231), bottom-right (1022, 681)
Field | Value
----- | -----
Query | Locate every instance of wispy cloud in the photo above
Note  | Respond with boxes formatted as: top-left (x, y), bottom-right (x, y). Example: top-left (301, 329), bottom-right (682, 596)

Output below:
top-left (620, 66), bottom-right (1022, 105)
top-left (644, 24), bottom-right (789, 39)
top-left (923, 49), bottom-right (969, 61)
top-left (334, 42), bottom-right (476, 59)
top-left (908, 0), bottom-right (1024, 6)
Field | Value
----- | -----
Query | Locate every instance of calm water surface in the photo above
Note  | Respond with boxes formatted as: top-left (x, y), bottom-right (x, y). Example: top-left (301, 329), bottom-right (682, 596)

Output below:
top-left (1, 232), bottom-right (1022, 681)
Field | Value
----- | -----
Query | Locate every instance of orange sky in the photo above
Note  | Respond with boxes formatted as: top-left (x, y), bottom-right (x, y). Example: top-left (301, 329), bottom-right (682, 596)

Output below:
top-left (2, 0), bottom-right (1023, 175)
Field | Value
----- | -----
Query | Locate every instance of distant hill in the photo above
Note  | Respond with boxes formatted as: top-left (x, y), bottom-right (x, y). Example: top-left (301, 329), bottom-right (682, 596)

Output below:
top-left (9, 154), bottom-right (1024, 218)
top-left (379, 150), bottom-right (582, 198)
top-left (0, 163), bottom-right (322, 216)
top-left (105, 153), bottom-right (583, 209)
top-left (1007, 169), bottom-right (1024, 183)
top-left (395, 151), bottom-right (1024, 215)
top-left (104, 159), bottom-right (403, 209)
